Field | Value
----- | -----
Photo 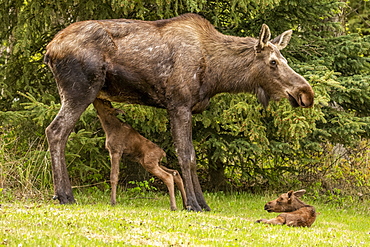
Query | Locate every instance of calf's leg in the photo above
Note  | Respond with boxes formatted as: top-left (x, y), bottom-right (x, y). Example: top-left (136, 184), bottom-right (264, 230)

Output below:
top-left (109, 151), bottom-right (123, 206)
top-left (160, 166), bottom-right (187, 209)
top-left (256, 216), bottom-right (286, 225)
top-left (145, 164), bottom-right (177, 210)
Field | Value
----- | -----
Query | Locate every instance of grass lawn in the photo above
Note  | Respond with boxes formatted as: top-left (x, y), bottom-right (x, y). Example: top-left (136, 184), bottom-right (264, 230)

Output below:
top-left (1, 190), bottom-right (369, 246)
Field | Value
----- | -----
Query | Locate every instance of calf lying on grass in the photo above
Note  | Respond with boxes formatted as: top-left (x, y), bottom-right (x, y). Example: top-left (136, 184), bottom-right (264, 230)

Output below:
top-left (256, 189), bottom-right (316, 227)
top-left (93, 99), bottom-right (187, 211)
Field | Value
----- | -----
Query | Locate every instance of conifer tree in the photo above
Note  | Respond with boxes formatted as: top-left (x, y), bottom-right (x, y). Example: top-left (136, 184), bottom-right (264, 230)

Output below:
top-left (0, 0), bottom-right (369, 192)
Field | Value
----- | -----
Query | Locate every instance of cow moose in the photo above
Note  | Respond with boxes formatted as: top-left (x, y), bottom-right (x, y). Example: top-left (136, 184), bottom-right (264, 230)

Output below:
top-left (256, 189), bottom-right (317, 227)
top-left (93, 98), bottom-right (187, 210)
top-left (44, 13), bottom-right (314, 211)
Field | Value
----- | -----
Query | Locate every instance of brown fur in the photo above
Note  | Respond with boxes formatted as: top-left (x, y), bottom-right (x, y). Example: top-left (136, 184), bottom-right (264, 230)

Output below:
top-left (256, 190), bottom-right (316, 227)
top-left (93, 99), bottom-right (187, 210)
top-left (44, 13), bottom-right (314, 211)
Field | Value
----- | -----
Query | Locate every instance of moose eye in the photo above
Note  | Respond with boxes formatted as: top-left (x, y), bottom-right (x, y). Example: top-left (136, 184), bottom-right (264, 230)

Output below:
top-left (270, 60), bottom-right (277, 66)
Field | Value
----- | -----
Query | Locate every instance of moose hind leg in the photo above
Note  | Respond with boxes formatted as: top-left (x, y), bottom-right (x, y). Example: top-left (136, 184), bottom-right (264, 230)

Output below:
top-left (46, 59), bottom-right (106, 204)
top-left (46, 102), bottom-right (93, 204)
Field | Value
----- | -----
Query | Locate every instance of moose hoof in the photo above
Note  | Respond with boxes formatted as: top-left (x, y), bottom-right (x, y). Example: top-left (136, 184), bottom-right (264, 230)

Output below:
top-left (56, 194), bottom-right (76, 204)
top-left (186, 205), bottom-right (203, 212)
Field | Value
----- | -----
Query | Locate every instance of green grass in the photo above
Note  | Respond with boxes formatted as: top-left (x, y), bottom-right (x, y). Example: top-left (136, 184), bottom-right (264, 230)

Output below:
top-left (1, 190), bottom-right (369, 246)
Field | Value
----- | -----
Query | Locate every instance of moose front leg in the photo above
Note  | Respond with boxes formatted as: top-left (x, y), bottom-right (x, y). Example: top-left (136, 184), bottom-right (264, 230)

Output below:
top-left (256, 216), bottom-right (286, 225)
top-left (169, 107), bottom-right (210, 212)
top-left (191, 163), bottom-right (211, 211)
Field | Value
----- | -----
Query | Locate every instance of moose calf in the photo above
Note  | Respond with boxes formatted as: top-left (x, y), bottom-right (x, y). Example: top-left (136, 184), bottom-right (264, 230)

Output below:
top-left (256, 189), bottom-right (316, 227)
top-left (93, 99), bottom-right (187, 211)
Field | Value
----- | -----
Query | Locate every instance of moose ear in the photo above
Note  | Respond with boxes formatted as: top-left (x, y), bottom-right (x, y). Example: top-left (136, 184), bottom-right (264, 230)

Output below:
top-left (114, 108), bottom-right (126, 115)
top-left (256, 24), bottom-right (271, 52)
top-left (271, 30), bottom-right (292, 50)
top-left (287, 190), bottom-right (294, 198)
top-left (293, 189), bottom-right (306, 198)
top-left (287, 190), bottom-right (294, 203)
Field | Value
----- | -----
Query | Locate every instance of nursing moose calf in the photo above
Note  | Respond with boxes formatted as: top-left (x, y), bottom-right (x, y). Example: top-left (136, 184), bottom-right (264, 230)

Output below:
top-left (93, 99), bottom-right (187, 211)
top-left (45, 13), bottom-right (314, 211)
top-left (256, 190), bottom-right (317, 227)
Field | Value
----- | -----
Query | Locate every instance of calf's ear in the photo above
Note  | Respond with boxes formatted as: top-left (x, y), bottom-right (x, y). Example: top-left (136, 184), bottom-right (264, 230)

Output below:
top-left (271, 30), bottom-right (292, 50)
top-left (256, 24), bottom-right (271, 52)
top-left (287, 190), bottom-right (294, 203)
top-left (115, 108), bottom-right (126, 115)
top-left (293, 189), bottom-right (306, 198)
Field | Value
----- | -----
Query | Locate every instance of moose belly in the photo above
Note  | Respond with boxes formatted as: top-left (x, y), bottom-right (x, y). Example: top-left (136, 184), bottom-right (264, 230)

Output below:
top-left (97, 64), bottom-right (167, 108)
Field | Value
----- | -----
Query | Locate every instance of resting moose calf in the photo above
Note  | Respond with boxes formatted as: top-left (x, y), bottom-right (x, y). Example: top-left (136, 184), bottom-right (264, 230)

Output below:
top-left (93, 99), bottom-right (187, 211)
top-left (256, 189), bottom-right (316, 227)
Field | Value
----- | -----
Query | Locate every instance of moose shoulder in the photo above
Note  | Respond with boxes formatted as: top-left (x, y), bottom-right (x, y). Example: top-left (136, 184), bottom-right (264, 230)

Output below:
top-left (45, 13), bottom-right (314, 211)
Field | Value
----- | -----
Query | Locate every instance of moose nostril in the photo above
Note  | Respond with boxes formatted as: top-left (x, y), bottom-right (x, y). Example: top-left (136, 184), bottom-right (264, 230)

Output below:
top-left (300, 94), bottom-right (314, 108)
top-left (299, 95), bottom-right (306, 107)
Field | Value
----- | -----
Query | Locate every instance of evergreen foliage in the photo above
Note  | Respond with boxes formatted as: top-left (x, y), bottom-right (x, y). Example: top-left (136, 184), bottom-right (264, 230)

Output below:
top-left (1, 0), bottom-right (369, 196)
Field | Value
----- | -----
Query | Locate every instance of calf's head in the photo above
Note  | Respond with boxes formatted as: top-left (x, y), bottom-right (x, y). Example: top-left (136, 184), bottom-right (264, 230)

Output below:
top-left (252, 25), bottom-right (314, 108)
top-left (264, 189), bottom-right (307, 213)
top-left (94, 99), bottom-right (125, 117)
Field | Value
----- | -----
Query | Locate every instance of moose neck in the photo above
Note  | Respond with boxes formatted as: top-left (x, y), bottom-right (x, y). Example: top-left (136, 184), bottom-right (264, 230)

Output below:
top-left (202, 34), bottom-right (258, 96)
top-left (292, 198), bottom-right (310, 210)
